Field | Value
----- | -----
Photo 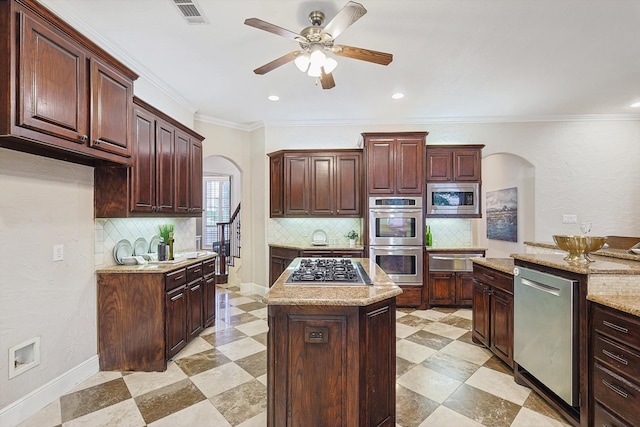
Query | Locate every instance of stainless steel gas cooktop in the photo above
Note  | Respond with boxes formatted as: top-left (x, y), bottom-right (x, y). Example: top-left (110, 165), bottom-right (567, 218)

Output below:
top-left (284, 258), bottom-right (372, 286)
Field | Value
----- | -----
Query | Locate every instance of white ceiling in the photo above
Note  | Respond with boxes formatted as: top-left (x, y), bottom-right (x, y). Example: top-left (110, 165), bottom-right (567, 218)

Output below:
top-left (41, 0), bottom-right (640, 129)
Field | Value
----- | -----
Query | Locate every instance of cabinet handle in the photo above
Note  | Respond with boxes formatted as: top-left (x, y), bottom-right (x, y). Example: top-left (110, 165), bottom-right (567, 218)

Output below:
top-left (173, 275), bottom-right (184, 282)
top-left (602, 320), bottom-right (628, 334)
top-left (602, 349), bottom-right (628, 365)
top-left (483, 274), bottom-right (495, 281)
top-left (193, 269), bottom-right (201, 275)
top-left (602, 379), bottom-right (629, 399)
top-left (171, 293), bottom-right (184, 301)
top-left (191, 285), bottom-right (201, 291)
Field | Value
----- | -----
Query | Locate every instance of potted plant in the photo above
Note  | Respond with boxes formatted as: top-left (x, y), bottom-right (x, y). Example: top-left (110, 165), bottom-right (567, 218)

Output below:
top-left (345, 230), bottom-right (358, 247)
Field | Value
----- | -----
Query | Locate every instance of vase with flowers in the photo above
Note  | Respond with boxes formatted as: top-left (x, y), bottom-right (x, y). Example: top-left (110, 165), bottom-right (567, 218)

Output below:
top-left (345, 230), bottom-right (358, 247)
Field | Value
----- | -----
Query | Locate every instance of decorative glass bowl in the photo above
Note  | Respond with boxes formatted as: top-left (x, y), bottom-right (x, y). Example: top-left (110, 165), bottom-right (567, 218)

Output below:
top-left (553, 235), bottom-right (607, 264)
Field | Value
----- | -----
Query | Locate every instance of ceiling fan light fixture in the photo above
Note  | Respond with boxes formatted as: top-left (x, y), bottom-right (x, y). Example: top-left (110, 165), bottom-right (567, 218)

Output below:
top-left (309, 44), bottom-right (326, 67)
top-left (307, 64), bottom-right (322, 77)
top-left (323, 57), bottom-right (338, 73)
top-left (294, 53), bottom-right (310, 72)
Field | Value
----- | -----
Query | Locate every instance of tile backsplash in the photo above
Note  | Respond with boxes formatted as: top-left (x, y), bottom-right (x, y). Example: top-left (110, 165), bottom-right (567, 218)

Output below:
top-left (95, 218), bottom-right (196, 266)
top-left (268, 218), bottom-right (364, 247)
top-left (424, 218), bottom-right (473, 247)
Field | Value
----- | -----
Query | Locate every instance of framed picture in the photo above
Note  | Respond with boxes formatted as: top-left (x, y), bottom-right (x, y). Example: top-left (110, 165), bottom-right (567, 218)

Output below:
top-left (486, 187), bottom-right (517, 242)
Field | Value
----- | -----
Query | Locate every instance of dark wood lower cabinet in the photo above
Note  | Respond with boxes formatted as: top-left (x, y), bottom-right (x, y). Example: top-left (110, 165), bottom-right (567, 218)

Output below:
top-left (428, 271), bottom-right (475, 307)
top-left (97, 257), bottom-right (216, 371)
top-left (267, 298), bottom-right (396, 427)
top-left (471, 264), bottom-right (514, 368)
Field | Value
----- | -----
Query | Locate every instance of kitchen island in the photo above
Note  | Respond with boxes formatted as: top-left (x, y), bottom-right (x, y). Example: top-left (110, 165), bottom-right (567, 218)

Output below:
top-left (511, 252), bottom-right (640, 427)
top-left (263, 258), bottom-right (402, 427)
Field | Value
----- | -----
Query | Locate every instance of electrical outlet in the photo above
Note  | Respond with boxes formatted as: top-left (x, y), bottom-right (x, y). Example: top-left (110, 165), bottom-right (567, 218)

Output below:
top-left (562, 214), bottom-right (578, 224)
top-left (53, 244), bottom-right (64, 261)
top-left (303, 228), bottom-right (308, 237)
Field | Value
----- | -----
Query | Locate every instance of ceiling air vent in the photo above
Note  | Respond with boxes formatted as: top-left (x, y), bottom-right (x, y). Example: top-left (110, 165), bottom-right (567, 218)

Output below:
top-left (171, 0), bottom-right (208, 24)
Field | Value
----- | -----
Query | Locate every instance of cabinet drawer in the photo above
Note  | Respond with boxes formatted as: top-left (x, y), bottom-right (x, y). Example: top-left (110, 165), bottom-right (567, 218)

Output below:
top-left (594, 403), bottom-right (631, 427)
top-left (473, 265), bottom-right (513, 294)
top-left (203, 258), bottom-right (216, 275)
top-left (593, 363), bottom-right (640, 425)
top-left (166, 268), bottom-right (187, 291)
top-left (187, 262), bottom-right (203, 282)
top-left (593, 305), bottom-right (640, 350)
top-left (270, 246), bottom-right (300, 258)
top-left (396, 285), bottom-right (422, 307)
top-left (594, 334), bottom-right (640, 382)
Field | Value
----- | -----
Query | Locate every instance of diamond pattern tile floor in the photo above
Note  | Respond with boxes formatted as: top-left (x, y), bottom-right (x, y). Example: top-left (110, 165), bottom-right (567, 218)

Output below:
top-left (18, 285), bottom-right (572, 427)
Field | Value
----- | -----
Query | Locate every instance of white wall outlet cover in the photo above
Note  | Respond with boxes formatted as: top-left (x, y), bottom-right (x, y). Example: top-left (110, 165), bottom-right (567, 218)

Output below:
top-left (53, 244), bottom-right (64, 261)
top-left (9, 337), bottom-right (40, 379)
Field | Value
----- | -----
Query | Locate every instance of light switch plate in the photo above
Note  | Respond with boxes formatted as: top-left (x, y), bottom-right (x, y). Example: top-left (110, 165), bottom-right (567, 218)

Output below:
top-left (53, 244), bottom-right (63, 261)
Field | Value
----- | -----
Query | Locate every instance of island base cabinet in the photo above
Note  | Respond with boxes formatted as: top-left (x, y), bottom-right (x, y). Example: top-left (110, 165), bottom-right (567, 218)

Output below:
top-left (267, 299), bottom-right (396, 427)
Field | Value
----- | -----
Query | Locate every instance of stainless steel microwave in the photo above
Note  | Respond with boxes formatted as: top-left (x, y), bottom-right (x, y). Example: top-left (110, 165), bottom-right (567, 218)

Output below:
top-left (426, 183), bottom-right (480, 216)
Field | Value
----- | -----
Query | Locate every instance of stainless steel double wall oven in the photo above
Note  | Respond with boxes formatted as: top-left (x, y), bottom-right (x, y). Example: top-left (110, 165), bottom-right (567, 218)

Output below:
top-left (368, 197), bottom-right (424, 285)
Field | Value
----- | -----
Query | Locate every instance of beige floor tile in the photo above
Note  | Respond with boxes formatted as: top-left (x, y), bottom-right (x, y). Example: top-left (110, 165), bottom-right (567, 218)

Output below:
top-left (236, 410), bottom-right (267, 427)
top-left (422, 321), bottom-right (468, 339)
top-left (411, 309), bottom-right (450, 321)
top-left (123, 362), bottom-right (188, 397)
top-left (228, 296), bottom-right (256, 306)
top-left (396, 322), bottom-right (421, 338)
top-left (465, 366), bottom-right (531, 405)
top-left (17, 400), bottom-right (61, 427)
top-left (234, 319), bottom-right (269, 337)
top-left (439, 340), bottom-right (493, 366)
top-left (190, 362), bottom-right (254, 398)
top-left (147, 399), bottom-right (231, 427)
top-left (248, 307), bottom-right (268, 319)
top-left (173, 336), bottom-right (214, 360)
top-left (511, 407), bottom-right (572, 427)
top-left (397, 339), bottom-right (438, 364)
top-left (68, 371), bottom-right (123, 393)
top-left (451, 309), bottom-right (473, 320)
top-left (418, 405), bottom-right (484, 427)
top-left (217, 337), bottom-right (265, 361)
top-left (397, 365), bottom-right (462, 404)
top-left (64, 398), bottom-right (144, 427)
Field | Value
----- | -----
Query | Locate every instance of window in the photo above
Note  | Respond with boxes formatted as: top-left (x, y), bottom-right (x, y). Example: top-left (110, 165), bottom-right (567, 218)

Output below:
top-left (203, 176), bottom-right (230, 250)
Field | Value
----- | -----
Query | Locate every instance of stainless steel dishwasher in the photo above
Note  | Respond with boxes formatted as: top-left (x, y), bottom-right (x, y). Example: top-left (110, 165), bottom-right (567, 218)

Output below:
top-left (514, 266), bottom-right (579, 406)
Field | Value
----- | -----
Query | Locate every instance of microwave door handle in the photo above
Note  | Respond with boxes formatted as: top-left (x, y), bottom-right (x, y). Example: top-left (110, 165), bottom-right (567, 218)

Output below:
top-left (520, 278), bottom-right (561, 296)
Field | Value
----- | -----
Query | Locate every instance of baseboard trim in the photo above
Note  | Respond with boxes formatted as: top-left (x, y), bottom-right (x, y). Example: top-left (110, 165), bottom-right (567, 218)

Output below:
top-left (240, 282), bottom-right (267, 296)
top-left (0, 355), bottom-right (99, 427)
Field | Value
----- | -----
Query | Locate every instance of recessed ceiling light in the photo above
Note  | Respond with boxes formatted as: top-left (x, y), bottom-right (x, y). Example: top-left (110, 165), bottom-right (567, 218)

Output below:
top-left (631, 101), bottom-right (640, 108)
top-left (268, 95), bottom-right (280, 101)
top-left (392, 92), bottom-right (404, 100)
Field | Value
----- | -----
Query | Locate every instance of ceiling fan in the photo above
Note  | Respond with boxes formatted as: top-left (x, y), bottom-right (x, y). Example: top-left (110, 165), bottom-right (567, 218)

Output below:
top-left (244, 1), bottom-right (393, 89)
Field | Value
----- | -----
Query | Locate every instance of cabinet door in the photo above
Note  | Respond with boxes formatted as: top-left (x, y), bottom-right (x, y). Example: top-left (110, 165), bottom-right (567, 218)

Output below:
top-left (188, 279), bottom-right (204, 340)
top-left (396, 137), bottom-right (424, 194)
top-left (490, 288), bottom-right (514, 367)
top-left (309, 155), bottom-right (334, 215)
top-left (366, 138), bottom-right (395, 194)
top-left (335, 153), bottom-right (362, 216)
top-left (269, 155), bottom-right (285, 217)
top-left (429, 272), bottom-right (455, 305)
top-left (174, 130), bottom-right (190, 214)
top-left (203, 274), bottom-right (216, 327)
top-left (189, 140), bottom-right (203, 213)
top-left (472, 280), bottom-right (490, 347)
top-left (284, 156), bottom-right (309, 215)
top-left (453, 150), bottom-right (481, 181)
top-left (456, 272), bottom-right (475, 306)
top-left (166, 285), bottom-right (188, 358)
top-left (155, 119), bottom-right (175, 213)
top-left (131, 106), bottom-right (156, 213)
top-left (18, 12), bottom-right (88, 143)
top-left (89, 58), bottom-right (132, 157)
top-left (426, 149), bottom-right (453, 182)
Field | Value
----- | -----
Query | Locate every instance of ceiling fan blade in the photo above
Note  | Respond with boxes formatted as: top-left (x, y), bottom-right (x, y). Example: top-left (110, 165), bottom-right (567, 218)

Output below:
top-left (322, 1), bottom-right (367, 40)
top-left (253, 51), bottom-right (301, 75)
top-left (333, 45), bottom-right (393, 66)
top-left (244, 17), bottom-right (302, 41)
top-left (320, 68), bottom-right (336, 90)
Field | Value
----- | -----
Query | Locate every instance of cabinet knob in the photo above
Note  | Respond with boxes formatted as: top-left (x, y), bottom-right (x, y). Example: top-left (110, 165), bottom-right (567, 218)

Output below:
top-left (94, 139), bottom-right (100, 145)
top-left (80, 135), bottom-right (88, 142)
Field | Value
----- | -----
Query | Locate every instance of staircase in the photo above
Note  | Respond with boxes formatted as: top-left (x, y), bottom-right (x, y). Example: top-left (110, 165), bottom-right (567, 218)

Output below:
top-left (214, 203), bottom-right (241, 284)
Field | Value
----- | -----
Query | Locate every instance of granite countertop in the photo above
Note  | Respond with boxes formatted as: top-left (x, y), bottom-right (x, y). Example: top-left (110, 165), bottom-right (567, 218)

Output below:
top-left (96, 252), bottom-right (217, 274)
top-left (263, 258), bottom-right (402, 307)
top-left (524, 241), bottom-right (640, 262)
top-left (588, 294), bottom-right (640, 317)
top-left (511, 253), bottom-right (640, 275)
top-left (425, 246), bottom-right (487, 252)
top-left (471, 257), bottom-right (514, 275)
top-left (269, 243), bottom-right (366, 251)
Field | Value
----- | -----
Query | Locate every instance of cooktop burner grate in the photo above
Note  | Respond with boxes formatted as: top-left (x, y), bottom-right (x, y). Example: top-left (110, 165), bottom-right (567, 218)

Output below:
top-left (285, 258), bottom-right (372, 285)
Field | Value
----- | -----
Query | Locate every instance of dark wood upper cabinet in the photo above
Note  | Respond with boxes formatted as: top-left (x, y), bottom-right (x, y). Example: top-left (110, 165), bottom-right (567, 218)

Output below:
top-left (1, 0), bottom-right (137, 166)
top-left (362, 132), bottom-right (427, 195)
top-left (268, 149), bottom-right (363, 218)
top-left (426, 145), bottom-right (484, 183)
top-left (95, 98), bottom-right (204, 218)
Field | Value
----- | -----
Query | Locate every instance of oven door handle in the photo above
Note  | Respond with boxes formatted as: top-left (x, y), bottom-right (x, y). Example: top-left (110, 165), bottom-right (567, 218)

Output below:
top-left (372, 246), bottom-right (422, 253)
top-left (520, 277), bottom-right (561, 296)
top-left (370, 209), bottom-right (423, 214)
